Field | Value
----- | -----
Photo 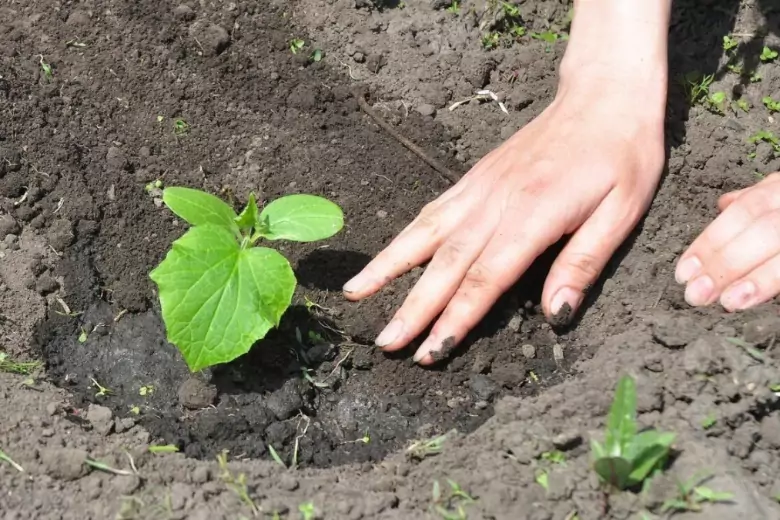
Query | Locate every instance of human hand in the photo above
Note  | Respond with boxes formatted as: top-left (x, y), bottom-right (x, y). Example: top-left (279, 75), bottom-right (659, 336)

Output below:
top-left (342, 77), bottom-right (667, 365)
top-left (675, 173), bottom-right (780, 311)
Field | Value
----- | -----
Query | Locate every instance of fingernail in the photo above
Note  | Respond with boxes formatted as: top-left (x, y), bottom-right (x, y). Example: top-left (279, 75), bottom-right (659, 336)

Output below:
top-left (413, 335), bottom-right (437, 363)
top-left (720, 280), bottom-right (757, 311)
top-left (685, 275), bottom-right (714, 306)
top-left (675, 256), bottom-right (701, 284)
top-left (550, 287), bottom-right (583, 322)
top-left (343, 271), bottom-right (369, 293)
top-left (375, 318), bottom-right (404, 347)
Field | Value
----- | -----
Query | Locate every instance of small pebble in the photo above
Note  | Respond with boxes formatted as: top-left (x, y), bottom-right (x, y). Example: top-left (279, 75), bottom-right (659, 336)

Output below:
top-left (521, 344), bottom-right (536, 359)
top-left (553, 343), bottom-right (564, 362)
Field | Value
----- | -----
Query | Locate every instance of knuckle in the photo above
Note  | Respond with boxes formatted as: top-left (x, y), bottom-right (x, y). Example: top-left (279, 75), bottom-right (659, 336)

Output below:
top-left (745, 187), bottom-right (780, 217)
top-left (433, 238), bottom-right (467, 266)
top-left (461, 261), bottom-right (495, 292)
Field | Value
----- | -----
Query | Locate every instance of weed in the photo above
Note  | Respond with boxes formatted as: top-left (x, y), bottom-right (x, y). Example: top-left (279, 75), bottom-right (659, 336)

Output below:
top-left (750, 71), bottom-right (762, 83)
top-left (0, 447), bottom-right (24, 472)
top-left (85, 458), bottom-right (134, 476)
top-left (736, 98), bottom-right (750, 112)
top-left (298, 502), bottom-right (316, 520)
top-left (217, 450), bottom-right (259, 516)
top-left (78, 327), bottom-right (88, 343)
top-left (722, 35), bottom-right (738, 53)
top-left (531, 30), bottom-right (561, 44)
top-left (0, 352), bottom-right (41, 375)
top-left (501, 1), bottom-right (520, 17)
top-left (407, 430), bottom-right (455, 461)
top-left (268, 444), bottom-right (286, 468)
top-left (481, 32), bottom-right (500, 50)
top-left (38, 55), bottom-right (53, 80)
top-left (706, 91), bottom-right (728, 114)
top-left (148, 444), bottom-right (179, 454)
top-left (727, 63), bottom-right (743, 75)
top-left (540, 450), bottom-right (567, 465)
top-left (760, 46), bottom-right (778, 62)
top-left (90, 377), bottom-right (112, 398)
top-left (536, 469), bottom-right (549, 490)
top-left (139, 385), bottom-right (154, 396)
top-left (290, 38), bottom-right (305, 54)
top-left (701, 413), bottom-right (717, 430)
top-left (661, 472), bottom-right (734, 513)
top-left (129, 405), bottom-right (141, 415)
top-left (446, 0), bottom-right (460, 14)
top-left (749, 130), bottom-right (780, 154)
top-left (683, 72), bottom-right (714, 105)
top-left (430, 479), bottom-right (475, 519)
top-left (310, 48), bottom-right (323, 62)
top-left (763, 96), bottom-right (780, 113)
top-left (145, 179), bottom-right (163, 193)
top-left (173, 118), bottom-right (189, 136)
top-left (149, 188), bottom-right (343, 371)
top-left (591, 375), bottom-right (676, 490)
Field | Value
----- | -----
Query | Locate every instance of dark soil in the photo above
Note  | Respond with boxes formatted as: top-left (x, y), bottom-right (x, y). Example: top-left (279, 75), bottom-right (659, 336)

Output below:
top-left (3, 0), bottom-right (780, 518)
top-left (4, 0), bottom-right (569, 468)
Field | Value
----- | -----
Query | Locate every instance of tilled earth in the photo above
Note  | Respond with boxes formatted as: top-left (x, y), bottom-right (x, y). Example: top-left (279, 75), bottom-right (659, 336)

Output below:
top-left (3, 0), bottom-right (780, 518)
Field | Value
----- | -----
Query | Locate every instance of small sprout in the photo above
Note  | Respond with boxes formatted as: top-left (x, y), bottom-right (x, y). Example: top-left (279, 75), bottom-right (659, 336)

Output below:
top-left (726, 336), bottom-right (765, 362)
top-left (727, 63), bottom-right (743, 75)
top-left (78, 328), bottom-right (88, 343)
top-left (763, 96), bottom-right (780, 113)
top-left (310, 48), bottom-right (323, 62)
top-left (398, 1), bottom-right (406, 8)
top-left (706, 91), bottom-right (727, 114)
top-left (591, 375), bottom-right (675, 490)
top-left (482, 32), bottom-right (500, 50)
top-left (139, 385), bottom-right (154, 396)
top-left (536, 469), bottom-right (549, 490)
top-left (90, 378), bottom-right (112, 398)
top-left (173, 118), bottom-right (190, 136)
top-left (65, 39), bottom-right (88, 48)
top-left (736, 98), bottom-right (750, 113)
top-left (298, 502), bottom-right (316, 520)
top-left (501, 1), bottom-right (520, 17)
top-left (760, 46), bottom-right (778, 62)
top-left (531, 30), bottom-right (560, 44)
top-left (529, 370), bottom-right (539, 383)
top-left (156, 115), bottom-right (164, 124)
top-left (750, 71), bottom-right (763, 83)
top-left (85, 458), bottom-right (134, 476)
top-left (129, 405), bottom-right (141, 415)
top-left (748, 130), bottom-right (780, 154)
top-left (268, 444), bottom-right (287, 468)
top-left (217, 450), bottom-right (258, 515)
top-left (541, 450), bottom-right (566, 465)
top-left (722, 35), bottom-right (738, 52)
top-left (145, 179), bottom-right (164, 193)
top-left (661, 472), bottom-right (734, 513)
top-left (407, 430), bottom-right (455, 460)
top-left (701, 413), bottom-right (717, 430)
top-left (683, 72), bottom-right (714, 105)
top-left (446, 0), bottom-right (460, 14)
top-left (0, 352), bottom-right (42, 375)
top-left (290, 38), bottom-right (305, 54)
top-left (510, 25), bottom-right (526, 38)
top-left (38, 55), bottom-right (53, 80)
top-left (0, 447), bottom-right (24, 472)
top-left (430, 479), bottom-right (475, 520)
top-left (148, 444), bottom-right (179, 454)
top-left (770, 383), bottom-right (780, 392)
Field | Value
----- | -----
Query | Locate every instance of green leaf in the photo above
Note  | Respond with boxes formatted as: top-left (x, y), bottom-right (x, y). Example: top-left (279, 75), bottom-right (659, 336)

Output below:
top-left (605, 375), bottom-right (637, 457)
top-left (593, 456), bottom-right (632, 489)
top-left (626, 430), bottom-right (674, 461)
top-left (235, 193), bottom-right (259, 231)
top-left (150, 224), bottom-right (295, 372)
top-left (627, 434), bottom-right (675, 486)
top-left (694, 486), bottom-right (734, 502)
top-left (162, 187), bottom-right (239, 233)
top-left (258, 194), bottom-right (343, 242)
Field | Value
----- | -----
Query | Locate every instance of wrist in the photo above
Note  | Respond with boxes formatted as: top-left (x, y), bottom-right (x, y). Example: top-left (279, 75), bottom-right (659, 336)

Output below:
top-left (557, 0), bottom-right (671, 111)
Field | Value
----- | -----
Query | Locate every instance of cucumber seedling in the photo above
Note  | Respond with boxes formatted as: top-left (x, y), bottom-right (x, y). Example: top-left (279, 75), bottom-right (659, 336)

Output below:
top-left (763, 96), bottom-right (780, 113)
top-left (590, 375), bottom-right (676, 490)
top-left (150, 187), bottom-right (343, 371)
top-left (760, 46), bottom-right (778, 62)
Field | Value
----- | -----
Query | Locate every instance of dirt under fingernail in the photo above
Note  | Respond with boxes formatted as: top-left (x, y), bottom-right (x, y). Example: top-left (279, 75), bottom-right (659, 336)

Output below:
top-left (429, 336), bottom-right (458, 364)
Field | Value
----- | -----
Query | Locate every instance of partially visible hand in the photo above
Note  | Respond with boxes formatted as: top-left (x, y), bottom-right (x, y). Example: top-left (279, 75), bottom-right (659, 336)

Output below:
top-left (675, 173), bottom-right (780, 311)
top-left (341, 76), bottom-right (667, 365)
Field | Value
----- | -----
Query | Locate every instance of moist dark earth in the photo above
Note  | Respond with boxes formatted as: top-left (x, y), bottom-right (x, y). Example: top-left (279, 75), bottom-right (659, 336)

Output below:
top-left (3, 0), bottom-right (780, 518)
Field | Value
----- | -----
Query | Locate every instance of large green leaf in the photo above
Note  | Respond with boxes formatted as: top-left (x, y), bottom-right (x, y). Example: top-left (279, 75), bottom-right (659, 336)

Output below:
top-left (150, 224), bottom-right (296, 372)
top-left (627, 432), bottom-right (675, 486)
top-left (162, 187), bottom-right (239, 233)
top-left (605, 375), bottom-right (638, 457)
top-left (258, 194), bottom-right (343, 242)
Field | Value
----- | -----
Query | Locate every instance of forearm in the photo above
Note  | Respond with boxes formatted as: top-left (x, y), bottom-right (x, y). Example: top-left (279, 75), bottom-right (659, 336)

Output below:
top-left (559, 0), bottom-right (672, 104)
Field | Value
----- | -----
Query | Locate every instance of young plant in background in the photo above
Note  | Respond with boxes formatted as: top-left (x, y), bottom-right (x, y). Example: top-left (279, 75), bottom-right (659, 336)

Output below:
top-left (150, 187), bottom-right (343, 371)
top-left (591, 375), bottom-right (676, 490)
top-left (760, 46), bottom-right (778, 62)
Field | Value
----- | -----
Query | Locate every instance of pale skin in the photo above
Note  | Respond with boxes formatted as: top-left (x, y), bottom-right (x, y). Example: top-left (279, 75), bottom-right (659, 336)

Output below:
top-left (343, 0), bottom-right (780, 364)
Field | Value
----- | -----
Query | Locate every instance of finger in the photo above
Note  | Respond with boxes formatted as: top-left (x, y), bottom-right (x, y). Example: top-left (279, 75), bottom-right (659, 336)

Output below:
top-left (342, 182), bottom-right (483, 301)
top-left (541, 188), bottom-right (643, 324)
top-left (675, 184), bottom-right (780, 284)
top-left (718, 174), bottom-right (780, 211)
top-left (720, 252), bottom-right (780, 311)
top-left (413, 206), bottom-right (563, 365)
top-left (684, 208), bottom-right (780, 306)
top-left (374, 207), bottom-right (500, 351)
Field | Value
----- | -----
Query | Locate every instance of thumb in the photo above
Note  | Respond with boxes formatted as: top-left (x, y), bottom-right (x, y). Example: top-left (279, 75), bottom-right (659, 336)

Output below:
top-left (542, 190), bottom-right (642, 325)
